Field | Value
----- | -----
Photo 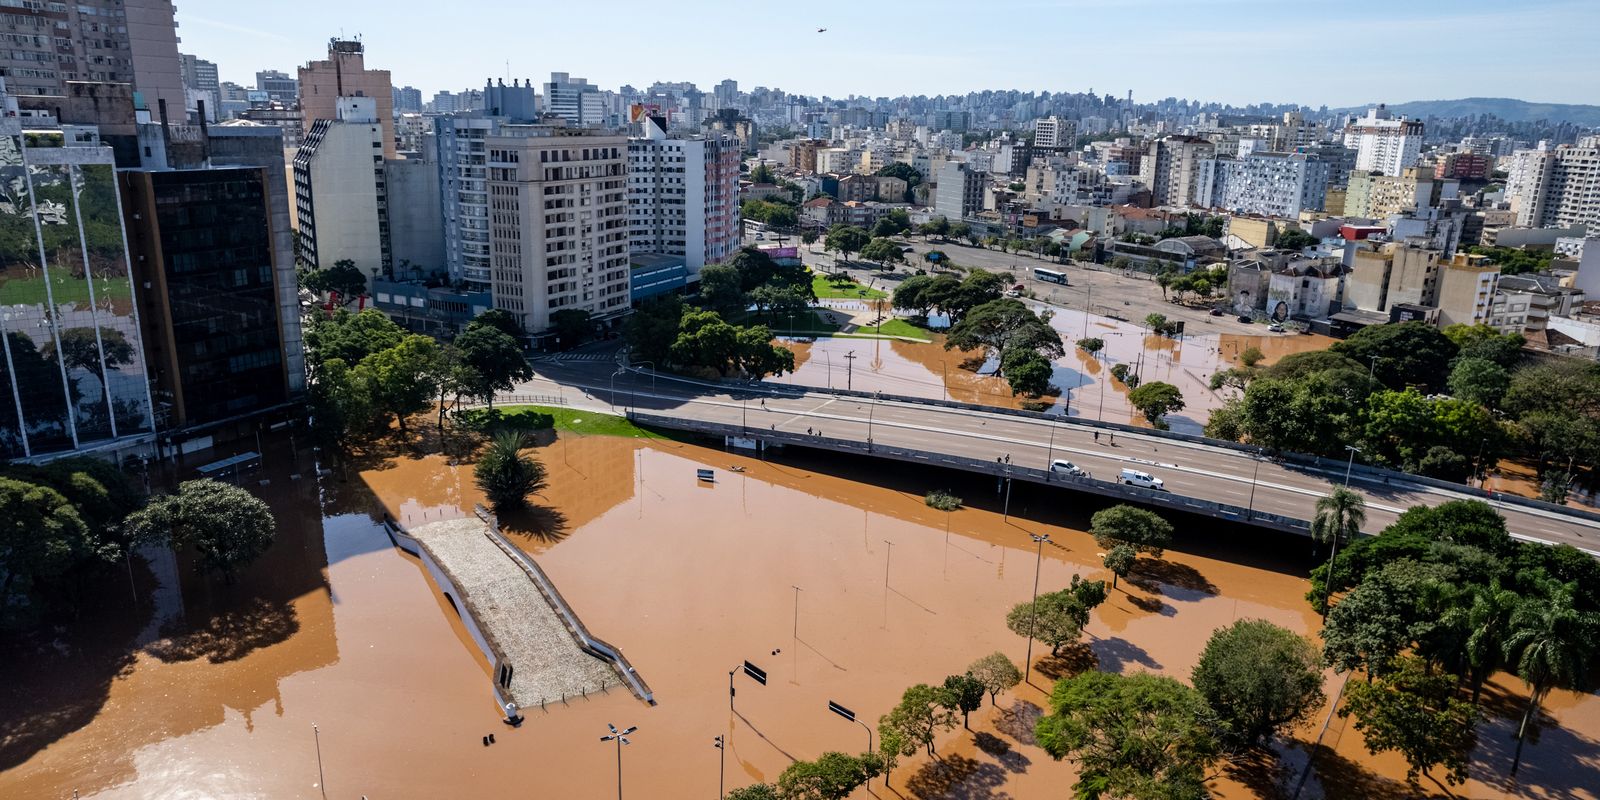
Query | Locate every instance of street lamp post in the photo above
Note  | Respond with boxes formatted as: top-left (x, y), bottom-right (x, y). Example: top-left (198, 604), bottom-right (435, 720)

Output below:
top-left (1343, 445), bottom-right (1361, 487)
top-left (600, 723), bottom-right (637, 800)
top-left (609, 367), bottom-right (625, 411)
top-left (1023, 533), bottom-right (1051, 684)
top-left (866, 392), bottom-right (878, 451)
top-left (1045, 418), bottom-right (1057, 480)
top-left (1246, 457), bottom-right (1261, 521)
top-left (713, 736), bottom-right (725, 800)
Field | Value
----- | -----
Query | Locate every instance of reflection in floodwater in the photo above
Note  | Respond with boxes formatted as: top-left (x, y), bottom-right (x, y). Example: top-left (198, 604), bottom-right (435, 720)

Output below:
top-left (1, 432), bottom-right (1595, 799)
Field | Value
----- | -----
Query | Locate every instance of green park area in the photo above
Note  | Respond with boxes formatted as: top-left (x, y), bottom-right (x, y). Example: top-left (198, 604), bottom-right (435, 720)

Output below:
top-left (467, 405), bottom-right (666, 439)
top-left (811, 272), bottom-right (886, 300)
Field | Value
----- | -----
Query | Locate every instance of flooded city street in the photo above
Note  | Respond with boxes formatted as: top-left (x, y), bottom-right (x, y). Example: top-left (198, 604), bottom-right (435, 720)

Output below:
top-left (2, 431), bottom-right (1596, 798)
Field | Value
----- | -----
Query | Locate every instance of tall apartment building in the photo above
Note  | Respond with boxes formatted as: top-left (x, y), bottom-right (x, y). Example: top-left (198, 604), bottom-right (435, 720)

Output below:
top-left (788, 139), bottom-right (827, 173)
top-left (294, 97), bottom-right (391, 280)
top-left (544, 72), bottom-right (606, 127)
top-left (299, 39), bottom-right (396, 159)
top-left (393, 85), bottom-right (423, 114)
top-left (1343, 106), bottom-right (1424, 177)
top-left (1032, 116), bottom-right (1077, 149)
top-left (179, 53), bottom-right (220, 122)
top-left (1435, 253), bottom-right (1501, 327)
top-left (627, 116), bottom-right (741, 277)
top-left (1345, 167), bottom-right (1458, 220)
top-left (0, 113), bottom-right (157, 461)
top-left (436, 81), bottom-right (541, 289)
top-left (935, 161), bottom-right (986, 222)
top-left (0, 0), bottom-right (184, 115)
top-left (1434, 152), bottom-right (1493, 181)
top-left (1198, 151), bottom-right (1331, 217)
top-left (1139, 135), bottom-right (1215, 207)
top-left (1346, 240), bottom-right (1442, 314)
top-left (485, 127), bottom-right (631, 334)
top-left (1504, 136), bottom-right (1600, 231)
top-left (256, 70), bottom-right (299, 103)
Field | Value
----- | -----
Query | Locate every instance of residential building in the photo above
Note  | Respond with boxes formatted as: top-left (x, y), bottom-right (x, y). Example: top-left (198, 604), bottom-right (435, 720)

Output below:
top-left (293, 97), bottom-right (391, 280)
top-left (484, 127), bottom-right (631, 335)
top-left (935, 161), bottom-right (985, 222)
top-left (1435, 253), bottom-right (1501, 327)
top-left (238, 102), bottom-right (304, 149)
top-left (0, 0), bottom-right (185, 116)
top-left (299, 38), bottom-right (396, 159)
top-left (544, 72), bottom-right (606, 127)
top-left (0, 113), bottom-right (156, 461)
top-left (1345, 240), bottom-right (1442, 313)
top-left (1265, 257), bottom-right (1345, 321)
top-left (788, 139), bottom-right (827, 173)
top-left (1343, 106), bottom-right (1423, 177)
top-left (627, 115), bottom-right (741, 278)
top-left (179, 54), bottom-right (220, 122)
top-left (1345, 168), bottom-right (1456, 219)
top-left (1199, 151), bottom-right (1332, 217)
top-left (1139, 135), bottom-right (1215, 207)
top-left (1434, 152), bottom-right (1493, 181)
top-left (393, 85), bottom-right (423, 114)
top-left (1504, 136), bottom-right (1600, 232)
top-left (1490, 273), bottom-right (1584, 336)
top-left (1032, 116), bottom-right (1077, 149)
top-left (836, 174), bottom-right (876, 202)
top-left (256, 70), bottom-right (299, 103)
top-left (385, 150), bottom-right (445, 272)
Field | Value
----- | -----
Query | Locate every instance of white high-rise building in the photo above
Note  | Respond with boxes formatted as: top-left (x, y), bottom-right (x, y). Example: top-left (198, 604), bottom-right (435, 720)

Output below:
top-left (294, 97), bottom-right (391, 282)
top-left (1032, 116), bottom-right (1077, 149)
top-left (627, 116), bottom-right (741, 278)
top-left (1140, 135), bottom-right (1215, 207)
top-left (1343, 106), bottom-right (1424, 177)
top-left (1504, 137), bottom-right (1600, 232)
top-left (486, 127), bottom-right (631, 334)
top-left (1198, 151), bottom-right (1332, 218)
top-left (544, 72), bottom-right (607, 127)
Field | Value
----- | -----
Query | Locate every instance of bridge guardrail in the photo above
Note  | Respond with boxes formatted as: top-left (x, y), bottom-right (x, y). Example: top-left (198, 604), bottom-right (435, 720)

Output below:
top-left (628, 412), bottom-right (1312, 535)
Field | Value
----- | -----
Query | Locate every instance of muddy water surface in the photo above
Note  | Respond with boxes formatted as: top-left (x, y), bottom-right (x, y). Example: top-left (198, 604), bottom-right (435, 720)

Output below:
top-left (2, 433), bottom-right (1595, 799)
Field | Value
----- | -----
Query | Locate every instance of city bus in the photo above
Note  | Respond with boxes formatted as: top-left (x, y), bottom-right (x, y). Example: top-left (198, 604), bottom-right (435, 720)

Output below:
top-left (1034, 267), bottom-right (1069, 285)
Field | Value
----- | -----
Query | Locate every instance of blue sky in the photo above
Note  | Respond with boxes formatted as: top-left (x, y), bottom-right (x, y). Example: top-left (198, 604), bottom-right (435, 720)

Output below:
top-left (179, 0), bottom-right (1600, 108)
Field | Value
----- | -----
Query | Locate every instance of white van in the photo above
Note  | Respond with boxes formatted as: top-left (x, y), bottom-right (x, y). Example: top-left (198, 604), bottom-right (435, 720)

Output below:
top-left (1119, 468), bottom-right (1164, 490)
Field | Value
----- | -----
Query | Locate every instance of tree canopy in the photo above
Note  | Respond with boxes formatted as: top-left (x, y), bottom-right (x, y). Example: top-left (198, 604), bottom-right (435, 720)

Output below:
top-left (1329, 321), bottom-right (1458, 391)
top-left (1090, 505), bottom-right (1174, 557)
top-left (1192, 619), bottom-right (1325, 746)
top-left (124, 479), bottom-right (276, 583)
top-left (1128, 381), bottom-right (1185, 429)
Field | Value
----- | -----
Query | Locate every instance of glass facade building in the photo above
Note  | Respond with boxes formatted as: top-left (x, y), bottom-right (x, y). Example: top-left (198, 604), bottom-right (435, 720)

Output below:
top-left (0, 120), bottom-right (155, 460)
top-left (121, 167), bottom-right (289, 428)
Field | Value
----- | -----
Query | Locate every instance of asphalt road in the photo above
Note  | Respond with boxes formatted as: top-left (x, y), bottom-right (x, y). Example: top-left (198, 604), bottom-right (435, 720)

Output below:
top-left (523, 356), bottom-right (1600, 555)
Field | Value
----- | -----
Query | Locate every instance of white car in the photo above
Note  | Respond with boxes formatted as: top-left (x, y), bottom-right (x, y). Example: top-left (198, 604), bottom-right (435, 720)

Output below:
top-left (1119, 468), bottom-right (1164, 490)
top-left (1050, 459), bottom-right (1088, 478)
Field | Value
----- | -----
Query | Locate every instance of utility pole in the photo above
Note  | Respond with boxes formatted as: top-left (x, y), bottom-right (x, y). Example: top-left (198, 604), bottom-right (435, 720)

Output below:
top-left (843, 350), bottom-right (856, 391)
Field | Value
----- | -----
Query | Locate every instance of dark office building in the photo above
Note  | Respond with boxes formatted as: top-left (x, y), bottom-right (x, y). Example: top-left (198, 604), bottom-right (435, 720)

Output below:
top-left (120, 167), bottom-right (291, 428)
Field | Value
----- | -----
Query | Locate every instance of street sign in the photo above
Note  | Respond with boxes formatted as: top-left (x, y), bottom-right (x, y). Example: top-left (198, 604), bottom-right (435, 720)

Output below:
top-left (827, 701), bottom-right (855, 722)
top-left (742, 660), bottom-right (768, 685)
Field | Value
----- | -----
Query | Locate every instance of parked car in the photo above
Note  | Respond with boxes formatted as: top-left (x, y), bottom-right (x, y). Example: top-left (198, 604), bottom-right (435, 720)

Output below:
top-left (1004, 289), bottom-right (1022, 298)
top-left (754, 233), bottom-right (765, 240)
top-left (1050, 459), bottom-right (1089, 478)
top-left (1268, 323), bottom-right (1285, 333)
top-left (1236, 314), bottom-right (1252, 323)
top-left (1118, 468), bottom-right (1165, 490)
top-left (1209, 308), bottom-right (1224, 316)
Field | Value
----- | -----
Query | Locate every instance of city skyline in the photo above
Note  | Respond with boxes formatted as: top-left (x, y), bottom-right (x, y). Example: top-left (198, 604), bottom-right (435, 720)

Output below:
top-left (179, 0), bottom-right (1600, 109)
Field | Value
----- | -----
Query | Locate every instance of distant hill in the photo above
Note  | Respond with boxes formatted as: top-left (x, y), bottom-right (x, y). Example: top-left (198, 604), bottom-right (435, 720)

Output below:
top-left (1339, 98), bottom-right (1600, 127)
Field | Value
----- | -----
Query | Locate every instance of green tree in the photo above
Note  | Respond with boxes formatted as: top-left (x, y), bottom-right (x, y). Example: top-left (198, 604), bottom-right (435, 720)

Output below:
top-left (548, 309), bottom-right (593, 348)
top-left (1001, 348), bottom-right (1054, 397)
top-left (1320, 560), bottom-right (1440, 678)
top-left (1448, 356), bottom-right (1510, 408)
top-left (1273, 228), bottom-right (1318, 250)
top-left (1155, 270), bottom-right (1174, 299)
top-left (749, 163), bottom-right (775, 184)
top-left (1076, 337), bottom-right (1104, 356)
top-left (800, 230), bottom-right (819, 247)
top-left (125, 479), bottom-right (275, 583)
top-left (892, 274), bottom-right (937, 318)
top-left (473, 432), bottom-right (548, 513)
top-left (1502, 582), bottom-right (1600, 775)
top-left (726, 784), bottom-right (781, 800)
top-left (1330, 321), bottom-right (1459, 391)
top-left (1090, 505), bottom-right (1173, 557)
top-left (623, 295), bottom-right (685, 365)
top-left (944, 299), bottom-right (1063, 373)
top-left (1443, 323), bottom-right (1526, 368)
top-left (1128, 381), bottom-right (1185, 429)
top-left (355, 334), bottom-right (444, 435)
top-left (950, 222), bottom-right (972, 242)
top-left (1239, 346), bottom-right (1265, 368)
top-left (824, 225), bottom-right (871, 262)
top-left (471, 308), bottom-right (524, 338)
top-left (1035, 671), bottom-right (1221, 800)
top-left (0, 477), bottom-right (99, 628)
top-left (1005, 575), bottom-right (1107, 656)
top-left (1103, 544), bottom-right (1136, 590)
top-left (775, 752), bottom-right (878, 800)
top-left (1463, 580), bottom-right (1521, 701)
top-left (1339, 656), bottom-right (1479, 787)
top-left (1312, 485), bottom-right (1366, 613)
top-left (967, 651), bottom-right (1021, 706)
top-left (859, 237), bottom-right (905, 269)
top-left (879, 683), bottom-right (957, 757)
top-left (304, 308), bottom-right (406, 370)
top-left (1111, 255), bottom-right (1133, 271)
top-left (454, 324), bottom-right (532, 410)
top-left (698, 263), bottom-right (747, 315)
top-left (940, 673), bottom-right (985, 729)
top-left (1191, 619), bottom-right (1324, 746)
top-left (300, 258), bottom-right (368, 303)
top-left (1143, 312), bottom-right (1169, 334)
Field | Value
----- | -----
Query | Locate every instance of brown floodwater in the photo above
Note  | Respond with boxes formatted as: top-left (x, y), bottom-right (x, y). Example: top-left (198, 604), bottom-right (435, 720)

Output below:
top-left (2, 432), bottom-right (1595, 799)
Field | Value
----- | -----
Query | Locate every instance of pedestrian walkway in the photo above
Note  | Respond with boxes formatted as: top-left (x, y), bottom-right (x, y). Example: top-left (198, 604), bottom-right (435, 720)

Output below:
top-left (532, 352), bottom-right (618, 363)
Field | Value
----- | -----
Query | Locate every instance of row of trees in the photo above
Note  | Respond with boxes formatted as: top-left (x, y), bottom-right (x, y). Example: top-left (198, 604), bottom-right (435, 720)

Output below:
top-left (945, 299), bottom-right (1064, 398)
top-left (891, 269), bottom-right (1006, 323)
top-left (305, 308), bottom-right (532, 442)
top-left (624, 295), bottom-right (795, 380)
top-left (1206, 322), bottom-right (1595, 490)
top-left (1312, 494), bottom-right (1600, 783)
top-left (698, 247), bottom-right (816, 322)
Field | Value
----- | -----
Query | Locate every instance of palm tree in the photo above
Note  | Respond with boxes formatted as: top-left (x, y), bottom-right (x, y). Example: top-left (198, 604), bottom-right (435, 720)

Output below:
top-left (1501, 583), bottom-right (1600, 775)
top-left (1464, 581), bottom-right (1520, 702)
top-left (1311, 485), bottom-right (1365, 617)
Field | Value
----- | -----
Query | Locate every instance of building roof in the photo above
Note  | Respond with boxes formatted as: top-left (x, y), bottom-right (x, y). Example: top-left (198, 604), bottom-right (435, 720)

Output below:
top-left (803, 197), bottom-right (835, 208)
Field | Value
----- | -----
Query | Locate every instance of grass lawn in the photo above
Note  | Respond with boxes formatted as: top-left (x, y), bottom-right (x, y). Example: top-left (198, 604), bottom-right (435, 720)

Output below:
top-left (732, 309), bottom-right (843, 336)
top-left (811, 272), bottom-right (887, 300)
top-left (862, 318), bottom-right (929, 339)
top-left (495, 405), bottom-right (666, 439)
